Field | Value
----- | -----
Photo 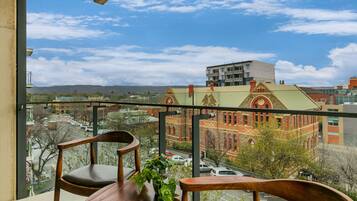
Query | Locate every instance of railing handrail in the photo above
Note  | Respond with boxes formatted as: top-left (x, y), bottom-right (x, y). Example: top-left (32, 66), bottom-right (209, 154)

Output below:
top-left (26, 101), bottom-right (357, 118)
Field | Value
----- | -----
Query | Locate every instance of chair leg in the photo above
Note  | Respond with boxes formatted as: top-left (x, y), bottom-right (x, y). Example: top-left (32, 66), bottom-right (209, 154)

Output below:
top-left (54, 182), bottom-right (60, 201)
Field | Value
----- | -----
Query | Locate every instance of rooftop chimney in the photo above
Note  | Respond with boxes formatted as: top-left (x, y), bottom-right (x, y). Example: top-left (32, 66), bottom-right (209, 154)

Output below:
top-left (250, 80), bottom-right (256, 92)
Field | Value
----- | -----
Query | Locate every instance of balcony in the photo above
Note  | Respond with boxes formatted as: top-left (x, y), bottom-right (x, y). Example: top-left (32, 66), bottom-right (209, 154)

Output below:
top-left (20, 98), bottom-right (357, 201)
top-left (1, 0), bottom-right (357, 201)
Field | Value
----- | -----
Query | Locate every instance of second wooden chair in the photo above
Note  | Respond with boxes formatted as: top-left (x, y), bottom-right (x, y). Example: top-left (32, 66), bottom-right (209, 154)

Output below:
top-left (54, 130), bottom-right (141, 201)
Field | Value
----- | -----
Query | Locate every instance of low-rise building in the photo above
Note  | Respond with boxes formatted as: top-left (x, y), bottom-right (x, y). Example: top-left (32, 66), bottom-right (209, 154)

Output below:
top-left (322, 103), bottom-right (357, 146)
top-left (348, 77), bottom-right (357, 90)
top-left (164, 80), bottom-right (320, 158)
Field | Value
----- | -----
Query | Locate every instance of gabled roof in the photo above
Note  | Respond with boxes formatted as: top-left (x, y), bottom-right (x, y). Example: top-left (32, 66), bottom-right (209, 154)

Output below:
top-left (264, 84), bottom-right (320, 110)
top-left (171, 85), bottom-right (250, 107)
top-left (167, 83), bottom-right (320, 110)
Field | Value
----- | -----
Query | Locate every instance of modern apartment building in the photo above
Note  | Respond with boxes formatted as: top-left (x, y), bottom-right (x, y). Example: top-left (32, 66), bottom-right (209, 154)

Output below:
top-left (206, 60), bottom-right (275, 87)
top-left (164, 80), bottom-right (320, 158)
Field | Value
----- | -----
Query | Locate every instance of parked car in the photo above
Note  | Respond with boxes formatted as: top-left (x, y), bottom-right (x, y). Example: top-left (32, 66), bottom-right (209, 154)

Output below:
top-left (199, 163), bottom-right (212, 173)
top-left (149, 148), bottom-right (175, 157)
top-left (298, 169), bottom-right (317, 180)
top-left (210, 167), bottom-right (243, 176)
top-left (149, 148), bottom-right (159, 155)
top-left (85, 126), bottom-right (93, 132)
top-left (171, 155), bottom-right (186, 165)
top-left (184, 159), bottom-right (212, 173)
top-left (165, 151), bottom-right (174, 158)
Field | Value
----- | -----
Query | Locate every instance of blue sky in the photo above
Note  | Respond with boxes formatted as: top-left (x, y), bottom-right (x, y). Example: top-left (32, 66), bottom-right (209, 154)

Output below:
top-left (27, 0), bottom-right (357, 86)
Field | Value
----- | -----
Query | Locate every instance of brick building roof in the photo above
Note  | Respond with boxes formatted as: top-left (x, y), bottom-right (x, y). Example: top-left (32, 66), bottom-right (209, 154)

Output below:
top-left (166, 83), bottom-right (319, 110)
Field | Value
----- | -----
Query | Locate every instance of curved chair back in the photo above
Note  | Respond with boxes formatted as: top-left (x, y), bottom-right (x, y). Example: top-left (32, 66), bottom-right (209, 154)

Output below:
top-left (180, 176), bottom-right (352, 201)
top-left (95, 130), bottom-right (137, 144)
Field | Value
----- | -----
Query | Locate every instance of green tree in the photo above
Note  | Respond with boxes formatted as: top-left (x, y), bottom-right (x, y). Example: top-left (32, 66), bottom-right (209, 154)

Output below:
top-left (236, 126), bottom-right (310, 179)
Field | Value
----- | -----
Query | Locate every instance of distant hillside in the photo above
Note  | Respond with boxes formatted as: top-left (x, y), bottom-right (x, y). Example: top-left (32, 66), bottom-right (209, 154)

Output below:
top-left (27, 85), bottom-right (187, 95)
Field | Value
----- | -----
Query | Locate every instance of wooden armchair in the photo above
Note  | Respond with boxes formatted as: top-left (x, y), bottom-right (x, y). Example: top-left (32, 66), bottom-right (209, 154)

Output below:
top-left (54, 131), bottom-right (141, 201)
top-left (180, 176), bottom-right (353, 201)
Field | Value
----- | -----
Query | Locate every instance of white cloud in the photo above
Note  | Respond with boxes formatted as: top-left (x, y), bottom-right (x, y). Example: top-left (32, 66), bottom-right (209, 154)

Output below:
top-left (236, 0), bottom-right (357, 36)
top-left (111, 0), bottom-right (240, 13)
top-left (276, 21), bottom-right (357, 36)
top-left (27, 45), bottom-right (275, 86)
top-left (111, 0), bottom-right (357, 36)
top-left (236, 0), bottom-right (357, 21)
top-left (27, 12), bottom-right (124, 40)
top-left (275, 43), bottom-right (357, 86)
top-left (28, 43), bottom-right (357, 87)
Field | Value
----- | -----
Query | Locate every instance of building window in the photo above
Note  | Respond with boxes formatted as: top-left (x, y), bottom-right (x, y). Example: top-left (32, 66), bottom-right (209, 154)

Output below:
top-left (328, 117), bottom-right (339, 126)
top-left (223, 112), bottom-right (227, 124)
top-left (228, 134), bottom-right (232, 150)
top-left (228, 114), bottom-right (232, 124)
top-left (243, 115), bottom-right (248, 125)
top-left (172, 127), bottom-right (176, 136)
top-left (233, 114), bottom-right (237, 125)
top-left (224, 134), bottom-right (227, 149)
top-left (233, 135), bottom-right (238, 150)
top-left (276, 118), bottom-right (282, 128)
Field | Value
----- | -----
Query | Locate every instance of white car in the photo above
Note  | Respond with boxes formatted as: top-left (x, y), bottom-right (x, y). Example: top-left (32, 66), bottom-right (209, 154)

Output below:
top-left (171, 155), bottom-right (186, 165)
top-left (85, 126), bottom-right (93, 132)
top-left (149, 148), bottom-right (159, 155)
top-left (210, 167), bottom-right (243, 176)
top-left (184, 159), bottom-right (212, 173)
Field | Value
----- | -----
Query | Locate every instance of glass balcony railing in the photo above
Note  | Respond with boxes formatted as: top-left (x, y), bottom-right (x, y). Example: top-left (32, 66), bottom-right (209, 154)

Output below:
top-left (24, 98), bottom-right (357, 201)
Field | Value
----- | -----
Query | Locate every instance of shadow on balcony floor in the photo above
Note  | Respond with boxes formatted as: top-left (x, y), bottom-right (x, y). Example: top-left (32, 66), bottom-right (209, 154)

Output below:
top-left (17, 190), bottom-right (86, 201)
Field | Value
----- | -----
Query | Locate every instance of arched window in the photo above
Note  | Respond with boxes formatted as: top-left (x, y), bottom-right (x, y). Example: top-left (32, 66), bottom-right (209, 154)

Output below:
top-left (251, 96), bottom-right (272, 127)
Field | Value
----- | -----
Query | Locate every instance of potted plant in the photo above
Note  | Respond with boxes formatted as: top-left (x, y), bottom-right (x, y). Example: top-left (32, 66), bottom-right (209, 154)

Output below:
top-left (132, 155), bottom-right (176, 201)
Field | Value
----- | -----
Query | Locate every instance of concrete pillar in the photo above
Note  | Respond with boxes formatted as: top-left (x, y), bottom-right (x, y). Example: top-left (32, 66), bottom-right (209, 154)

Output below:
top-left (0, 0), bottom-right (17, 200)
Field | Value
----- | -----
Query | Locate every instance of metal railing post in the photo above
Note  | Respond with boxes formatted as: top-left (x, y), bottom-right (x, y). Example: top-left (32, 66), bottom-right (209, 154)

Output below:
top-left (92, 106), bottom-right (98, 158)
top-left (192, 113), bottom-right (212, 201)
top-left (158, 111), bottom-right (178, 155)
top-left (92, 105), bottom-right (105, 161)
top-left (16, 0), bottom-right (28, 198)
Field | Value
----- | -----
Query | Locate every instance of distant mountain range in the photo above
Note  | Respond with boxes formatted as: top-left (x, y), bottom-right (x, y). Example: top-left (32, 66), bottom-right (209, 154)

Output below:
top-left (27, 85), bottom-right (189, 95)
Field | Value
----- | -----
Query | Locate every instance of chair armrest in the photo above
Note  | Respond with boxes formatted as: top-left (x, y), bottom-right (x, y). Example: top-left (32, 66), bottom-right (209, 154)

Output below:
top-left (57, 136), bottom-right (96, 150)
top-left (117, 138), bottom-right (140, 155)
top-left (180, 176), bottom-right (262, 192)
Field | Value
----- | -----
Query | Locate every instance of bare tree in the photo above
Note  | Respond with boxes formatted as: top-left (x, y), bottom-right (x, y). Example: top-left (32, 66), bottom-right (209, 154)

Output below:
top-left (30, 122), bottom-right (75, 181)
top-left (32, 105), bottom-right (48, 121)
top-left (205, 132), bottom-right (228, 167)
top-left (336, 146), bottom-right (357, 192)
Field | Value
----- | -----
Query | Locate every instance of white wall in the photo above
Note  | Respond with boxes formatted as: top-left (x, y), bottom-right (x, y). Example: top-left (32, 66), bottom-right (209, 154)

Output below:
top-left (0, 0), bottom-right (17, 200)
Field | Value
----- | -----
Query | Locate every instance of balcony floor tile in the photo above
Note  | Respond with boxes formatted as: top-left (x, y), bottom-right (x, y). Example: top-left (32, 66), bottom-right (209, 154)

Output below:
top-left (17, 190), bottom-right (86, 201)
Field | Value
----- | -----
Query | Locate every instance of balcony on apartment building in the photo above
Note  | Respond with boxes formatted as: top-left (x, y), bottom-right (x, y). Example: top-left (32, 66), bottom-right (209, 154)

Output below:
top-left (1, 0), bottom-right (357, 201)
top-left (19, 91), bottom-right (357, 201)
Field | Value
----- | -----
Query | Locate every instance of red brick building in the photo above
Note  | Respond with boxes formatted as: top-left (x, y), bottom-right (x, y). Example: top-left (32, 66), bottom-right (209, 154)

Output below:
top-left (164, 81), bottom-right (320, 158)
top-left (348, 77), bottom-right (357, 90)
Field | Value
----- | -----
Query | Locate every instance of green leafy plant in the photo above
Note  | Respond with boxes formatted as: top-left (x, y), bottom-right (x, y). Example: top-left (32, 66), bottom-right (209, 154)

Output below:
top-left (132, 155), bottom-right (176, 201)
